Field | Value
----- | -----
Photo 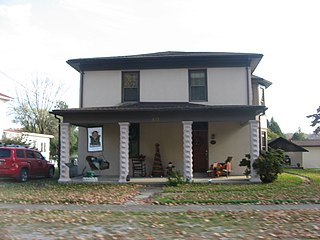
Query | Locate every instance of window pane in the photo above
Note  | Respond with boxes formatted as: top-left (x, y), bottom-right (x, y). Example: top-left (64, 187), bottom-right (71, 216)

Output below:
top-left (124, 88), bottom-right (138, 101)
top-left (123, 73), bottom-right (138, 88)
top-left (191, 86), bottom-right (206, 100)
top-left (190, 78), bottom-right (205, 86)
top-left (26, 150), bottom-right (34, 158)
top-left (16, 150), bottom-right (25, 158)
top-left (190, 72), bottom-right (205, 79)
top-left (0, 149), bottom-right (11, 157)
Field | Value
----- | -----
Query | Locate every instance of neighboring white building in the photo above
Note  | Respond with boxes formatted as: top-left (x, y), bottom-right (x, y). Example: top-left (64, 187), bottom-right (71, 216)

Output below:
top-left (2, 129), bottom-right (54, 160)
top-left (292, 140), bottom-right (320, 169)
top-left (0, 93), bottom-right (13, 138)
top-left (52, 51), bottom-right (272, 183)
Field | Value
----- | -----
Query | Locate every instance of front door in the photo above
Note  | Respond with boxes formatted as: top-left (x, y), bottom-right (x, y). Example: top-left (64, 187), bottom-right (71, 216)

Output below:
top-left (192, 129), bottom-right (208, 173)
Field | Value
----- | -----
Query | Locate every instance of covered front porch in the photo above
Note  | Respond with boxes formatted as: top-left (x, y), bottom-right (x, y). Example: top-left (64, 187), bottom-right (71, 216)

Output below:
top-left (52, 102), bottom-right (265, 184)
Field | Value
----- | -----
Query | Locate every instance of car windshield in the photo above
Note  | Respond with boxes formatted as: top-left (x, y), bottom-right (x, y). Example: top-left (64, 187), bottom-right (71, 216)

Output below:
top-left (0, 149), bottom-right (11, 158)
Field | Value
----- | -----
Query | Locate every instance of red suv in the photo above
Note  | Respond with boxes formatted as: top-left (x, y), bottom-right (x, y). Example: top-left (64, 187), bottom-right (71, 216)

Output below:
top-left (0, 146), bottom-right (55, 182)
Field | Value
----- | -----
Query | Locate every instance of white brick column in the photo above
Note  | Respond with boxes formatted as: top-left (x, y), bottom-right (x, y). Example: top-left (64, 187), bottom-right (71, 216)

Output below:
top-left (249, 120), bottom-right (261, 183)
top-left (182, 121), bottom-right (193, 181)
top-left (58, 122), bottom-right (71, 183)
top-left (119, 122), bottom-right (130, 183)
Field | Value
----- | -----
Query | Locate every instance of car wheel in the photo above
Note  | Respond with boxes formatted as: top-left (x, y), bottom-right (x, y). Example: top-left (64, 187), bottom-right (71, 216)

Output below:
top-left (18, 168), bottom-right (28, 182)
top-left (46, 167), bottom-right (54, 178)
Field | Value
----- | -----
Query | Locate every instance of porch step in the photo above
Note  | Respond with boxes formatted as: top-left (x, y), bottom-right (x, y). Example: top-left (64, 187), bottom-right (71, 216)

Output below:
top-left (193, 172), bottom-right (208, 178)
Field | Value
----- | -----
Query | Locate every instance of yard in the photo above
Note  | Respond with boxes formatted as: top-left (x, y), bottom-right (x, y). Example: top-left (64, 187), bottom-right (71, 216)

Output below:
top-left (0, 169), bottom-right (319, 205)
top-left (0, 169), bottom-right (319, 239)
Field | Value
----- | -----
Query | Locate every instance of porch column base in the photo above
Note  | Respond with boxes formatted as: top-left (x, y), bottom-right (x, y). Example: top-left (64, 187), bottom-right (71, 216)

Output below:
top-left (58, 122), bottom-right (71, 183)
top-left (249, 120), bottom-right (261, 183)
top-left (183, 121), bottom-right (193, 181)
top-left (119, 122), bottom-right (130, 183)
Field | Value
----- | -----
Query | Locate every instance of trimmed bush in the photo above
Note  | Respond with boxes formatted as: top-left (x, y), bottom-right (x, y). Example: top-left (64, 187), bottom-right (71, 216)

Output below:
top-left (253, 148), bottom-right (285, 183)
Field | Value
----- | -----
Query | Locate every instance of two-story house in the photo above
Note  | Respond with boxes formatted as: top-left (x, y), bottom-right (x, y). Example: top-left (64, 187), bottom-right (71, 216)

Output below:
top-left (52, 51), bottom-right (271, 183)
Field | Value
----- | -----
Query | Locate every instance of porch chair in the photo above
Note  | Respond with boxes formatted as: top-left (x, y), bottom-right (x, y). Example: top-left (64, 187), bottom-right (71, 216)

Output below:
top-left (221, 156), bottom-right (232, 177)
top-left (131, 158), bottom-right (146, 177)
top-left (86, 155), bottom-right (110, 171)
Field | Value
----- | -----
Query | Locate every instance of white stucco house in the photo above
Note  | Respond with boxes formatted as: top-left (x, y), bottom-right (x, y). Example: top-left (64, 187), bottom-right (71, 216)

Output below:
top-left (2, 129), bottom-right (54, 160)
top-left (0, 93), bottom-right (13, 138)
top-left (51, 51), bottom-right (272, 183)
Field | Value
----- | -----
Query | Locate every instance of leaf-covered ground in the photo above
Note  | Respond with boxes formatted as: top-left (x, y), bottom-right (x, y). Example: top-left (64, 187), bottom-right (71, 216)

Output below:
top-left (0, 180), bottom-right (140, 205)
top-left (1, 208), bottom-right (319, 239)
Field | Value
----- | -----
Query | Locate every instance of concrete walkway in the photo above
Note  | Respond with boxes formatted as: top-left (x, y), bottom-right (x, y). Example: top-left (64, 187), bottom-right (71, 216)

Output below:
top-left (0, 202), bottom-right (319, 212)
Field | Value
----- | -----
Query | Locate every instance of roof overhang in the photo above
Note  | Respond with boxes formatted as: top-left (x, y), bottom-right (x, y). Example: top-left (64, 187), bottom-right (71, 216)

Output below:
top-left (268, 137), bottom-right (308, 152)
top-left (51, 102), bottom-right (267, 127)
top-left (252, 75), bottom-right (272, 88)
top-left (67, 51), bottom-right (263, 73)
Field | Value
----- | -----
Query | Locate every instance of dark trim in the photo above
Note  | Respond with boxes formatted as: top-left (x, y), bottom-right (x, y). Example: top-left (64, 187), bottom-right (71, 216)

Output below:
top-left (80, 71), bottom-right (84, 108)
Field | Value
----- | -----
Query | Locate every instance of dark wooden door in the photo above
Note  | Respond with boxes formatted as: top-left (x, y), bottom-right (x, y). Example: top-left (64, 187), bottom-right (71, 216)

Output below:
top-left (192, 130), bottom-right (208, 172)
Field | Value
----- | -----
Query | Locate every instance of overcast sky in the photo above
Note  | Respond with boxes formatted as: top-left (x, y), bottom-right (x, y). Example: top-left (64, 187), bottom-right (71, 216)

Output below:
top-left (1, 0), bottom-right (319, 133)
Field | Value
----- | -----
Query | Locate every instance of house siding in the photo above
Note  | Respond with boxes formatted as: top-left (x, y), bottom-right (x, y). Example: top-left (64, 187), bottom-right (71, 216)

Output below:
top-left (208, 67), bottom-right (247, 105)
top-left (83, 71), bottom-right (121, 107)
top-left (82, 67), bottom-right (249, 107)
top-left (302, 146), bottom-right (320, 168)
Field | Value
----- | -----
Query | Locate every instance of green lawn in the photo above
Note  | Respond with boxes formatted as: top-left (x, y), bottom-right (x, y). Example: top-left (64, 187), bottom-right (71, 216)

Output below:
top-left (154, 172), bottom-right (320, 205)
top-left (284, 168), bottom-right (320, 184)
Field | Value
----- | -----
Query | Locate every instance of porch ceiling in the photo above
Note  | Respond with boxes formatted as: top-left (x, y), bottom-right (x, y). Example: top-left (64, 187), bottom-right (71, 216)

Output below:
top-left (51, 102), bottom-right (266, 127)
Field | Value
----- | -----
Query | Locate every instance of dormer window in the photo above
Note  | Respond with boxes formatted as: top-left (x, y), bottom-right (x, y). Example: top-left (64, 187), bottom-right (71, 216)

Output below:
top-left (122, 71), bottom-right (139, 102)
top-left (189, 69), bottom-right (207, 102)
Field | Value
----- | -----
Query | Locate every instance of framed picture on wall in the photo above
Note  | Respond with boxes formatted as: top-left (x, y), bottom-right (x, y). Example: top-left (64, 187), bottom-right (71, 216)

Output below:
top-left (87, 126), bottom-right (103, 152)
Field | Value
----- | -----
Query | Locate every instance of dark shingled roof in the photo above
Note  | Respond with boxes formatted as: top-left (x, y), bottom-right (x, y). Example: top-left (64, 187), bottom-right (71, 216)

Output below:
top-left (67, 51), bottom-right (263, 72)
top-left (268, 137), bottom-right (308, 152)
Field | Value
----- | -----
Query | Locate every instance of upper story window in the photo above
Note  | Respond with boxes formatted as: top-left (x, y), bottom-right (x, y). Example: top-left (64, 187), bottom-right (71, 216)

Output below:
top-left (189, 69), bottom-right (207, 101)
top-left (122, 71), bottom-right (139, 102)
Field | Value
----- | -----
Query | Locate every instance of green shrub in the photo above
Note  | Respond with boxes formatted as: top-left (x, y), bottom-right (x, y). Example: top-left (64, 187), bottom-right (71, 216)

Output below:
top-left (253, 148), bottom-right (285, 183)
top-left (167, 170), bottom-right (184, 186)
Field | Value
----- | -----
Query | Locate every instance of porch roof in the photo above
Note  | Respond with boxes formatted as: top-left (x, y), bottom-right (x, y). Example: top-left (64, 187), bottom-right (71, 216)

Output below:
top-left (51, 102), bottom-right (266, 126)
